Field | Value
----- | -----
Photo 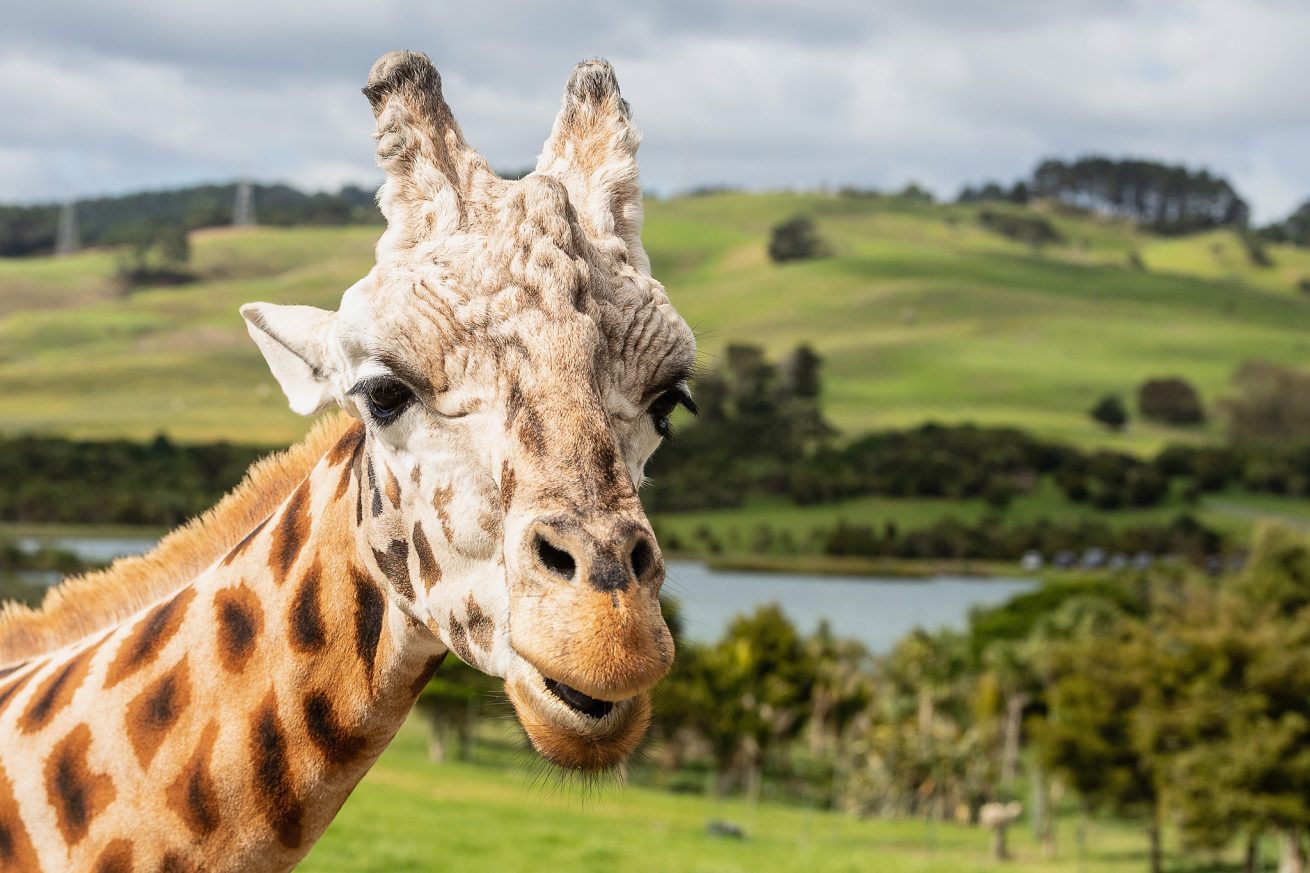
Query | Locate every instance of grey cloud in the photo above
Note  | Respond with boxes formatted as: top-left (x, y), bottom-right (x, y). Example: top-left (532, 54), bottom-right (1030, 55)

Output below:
top-left (2, 1), bottom-right (1308, 221)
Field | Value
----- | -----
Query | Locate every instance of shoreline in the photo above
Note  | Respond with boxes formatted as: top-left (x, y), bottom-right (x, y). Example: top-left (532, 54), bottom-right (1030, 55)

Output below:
top-left (668, 551), bottom-right (1031, 580)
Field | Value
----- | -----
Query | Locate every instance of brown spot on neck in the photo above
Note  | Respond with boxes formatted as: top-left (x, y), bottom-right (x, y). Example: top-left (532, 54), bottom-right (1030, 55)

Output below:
top-left (105, 588), bottom-right (196, 689)
top-left (214, 584), bottom-right (262, 674)
top-left (125, 657), bottom-right (192, 768)
top-left (0, 666), bottom-right (36, 714)
top-left (20, 637), bottom-right (102, 733)
top-left (268, 480), bottom-right (312, 585)
top-left (166, 721), bottom-right (220, 839)
top-left (289, 561), bottom-right (327, 653)
top-left (157, 851), bottom-right (193, 873)
top-left (302, 691), bottom-right (368, 765)
top-left (351, 569), bottom-right (386, 686)
top-left (330, 423), bottom-right (367, 504)
top-left (93, 837), bottom-right (133, 873)
top-left (221, 516), bottom-right (270, 568)
top-left (326, 420), bottom-right (366, 467)
top-left (249, 693), bottom-right (303, 849)
top-left (410, 653), bottom-right (446, 697)
top-left (0, 760), bottom-right (40, 871)
top-left (45, 723), bottom-right (115, 847)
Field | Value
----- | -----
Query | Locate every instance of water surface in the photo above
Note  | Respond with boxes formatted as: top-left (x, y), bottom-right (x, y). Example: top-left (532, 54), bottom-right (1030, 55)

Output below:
top-left (665, 560), bottom-right (1033, 652)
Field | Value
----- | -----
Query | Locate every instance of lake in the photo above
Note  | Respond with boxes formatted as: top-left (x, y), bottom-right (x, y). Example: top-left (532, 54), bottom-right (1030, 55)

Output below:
top-left (14, 538), bottom-right (1033, 653)
top-left (665, 560), bottom-right (1032, 651)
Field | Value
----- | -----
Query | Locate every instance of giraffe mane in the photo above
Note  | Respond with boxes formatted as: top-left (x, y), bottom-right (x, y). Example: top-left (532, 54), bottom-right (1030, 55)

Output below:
top-left (0, 411), bottom-right (357, 665)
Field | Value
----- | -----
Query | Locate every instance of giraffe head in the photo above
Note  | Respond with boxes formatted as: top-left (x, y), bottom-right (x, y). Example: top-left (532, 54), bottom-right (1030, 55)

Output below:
top-left (240, 52), bottom-right (694, 771)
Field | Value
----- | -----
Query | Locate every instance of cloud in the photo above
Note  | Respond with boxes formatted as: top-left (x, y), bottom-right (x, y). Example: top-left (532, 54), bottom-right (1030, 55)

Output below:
top-left (2, 0), bottom-right (1307, 221)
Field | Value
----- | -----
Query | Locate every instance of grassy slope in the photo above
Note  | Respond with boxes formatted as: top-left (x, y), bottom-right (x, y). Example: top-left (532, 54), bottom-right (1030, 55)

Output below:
top-left (3, 195), bottom-right (1310, 450)
top-left (652, 484), bottom-right (1310, 553)
top-left (299, 715), bottom-right (1176, 873)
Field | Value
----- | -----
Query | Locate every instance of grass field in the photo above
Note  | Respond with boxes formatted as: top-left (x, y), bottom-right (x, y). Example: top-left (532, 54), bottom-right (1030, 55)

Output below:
top-left (299, 715), bottom-right (1203, 873)
top-left (3, 194), bottom-right (1310, 450)
top-left (651, 480), bottom-right (1310, 556)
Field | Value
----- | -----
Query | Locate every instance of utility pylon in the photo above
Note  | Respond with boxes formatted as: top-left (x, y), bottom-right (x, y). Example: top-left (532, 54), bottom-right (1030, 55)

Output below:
top-left (54, 201), bottom-right (79, 256)
top-left (233, 179), bottom-right (256, 227)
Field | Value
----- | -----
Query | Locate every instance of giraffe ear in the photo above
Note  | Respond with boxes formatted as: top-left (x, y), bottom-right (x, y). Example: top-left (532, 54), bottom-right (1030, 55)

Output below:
top-left (240, 303), bottom-right (338, 416)
top-left (535, 59), bottom-right (647, 272)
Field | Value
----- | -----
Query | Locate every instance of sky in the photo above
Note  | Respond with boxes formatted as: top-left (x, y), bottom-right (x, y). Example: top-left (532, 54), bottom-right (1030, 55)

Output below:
top-left (2, 1), bottom-right (1309, 222)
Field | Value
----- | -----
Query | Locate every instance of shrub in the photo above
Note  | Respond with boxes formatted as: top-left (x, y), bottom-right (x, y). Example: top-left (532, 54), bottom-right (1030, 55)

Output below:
top-left (767, 215), bottom-right (828, 263)
top-left (977, 208), bottom-right (1063, 247)
top-left (1089, 395), bottom-right (1129, 431)
top-left (1138, 377), bottom-right (1205, 425)
top-left (1240, 232), bottom-right (1272, 268)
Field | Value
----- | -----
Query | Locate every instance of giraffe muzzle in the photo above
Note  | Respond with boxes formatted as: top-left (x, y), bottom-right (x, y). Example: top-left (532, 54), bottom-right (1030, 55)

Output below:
top-left (505, 657), bottom-right (652, 771)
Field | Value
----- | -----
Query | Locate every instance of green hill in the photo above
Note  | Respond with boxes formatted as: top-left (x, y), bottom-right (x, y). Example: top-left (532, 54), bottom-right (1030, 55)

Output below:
top-left (3, 192), bottom-right (1310, 448)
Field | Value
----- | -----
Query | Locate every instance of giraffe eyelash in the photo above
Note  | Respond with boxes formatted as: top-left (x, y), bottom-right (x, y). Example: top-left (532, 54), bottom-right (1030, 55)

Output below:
top-left (348, 376), bottom-right (416, 425)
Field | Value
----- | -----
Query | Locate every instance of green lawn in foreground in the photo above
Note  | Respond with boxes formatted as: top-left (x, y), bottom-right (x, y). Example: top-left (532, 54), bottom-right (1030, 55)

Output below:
top-left (4, 194), bottom-right (1310, 450)
top-left (301, 716), bottom-right (1175, 873)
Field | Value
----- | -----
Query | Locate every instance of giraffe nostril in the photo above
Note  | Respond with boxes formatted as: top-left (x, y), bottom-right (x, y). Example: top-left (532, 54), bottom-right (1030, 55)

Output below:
top-left (534, 534), bottom-right (577, 580)
top-left (629, 538), bottom-right (654, 581)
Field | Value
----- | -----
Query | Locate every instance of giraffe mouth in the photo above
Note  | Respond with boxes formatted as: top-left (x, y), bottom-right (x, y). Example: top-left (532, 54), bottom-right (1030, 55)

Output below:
top-left (504, 658), bottom-right (651, 771)
top-left (543, 676), bottom-right (615, 720)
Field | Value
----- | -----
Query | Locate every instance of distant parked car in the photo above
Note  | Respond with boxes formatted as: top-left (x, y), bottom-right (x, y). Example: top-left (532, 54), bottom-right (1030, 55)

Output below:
top-left (1133, 552), bottom-right (1153, 570)
top-left (1081, 547), bottom-right (1107, 569)
top-left (1108, 553), bottom-right (1129, 571)
top-left (1020, 550), bottom-right (1044, 572)
top-left (1054, 550), bottom-right (1076, 569)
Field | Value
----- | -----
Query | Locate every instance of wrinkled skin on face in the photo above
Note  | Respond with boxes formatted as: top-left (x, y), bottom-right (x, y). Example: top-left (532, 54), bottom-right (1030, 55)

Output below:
top-left (240, 52), bottom-right (695, 770)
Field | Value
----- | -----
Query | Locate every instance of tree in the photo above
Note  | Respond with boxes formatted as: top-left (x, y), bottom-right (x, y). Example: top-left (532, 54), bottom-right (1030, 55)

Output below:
top-left (1262, 200), bottom-right (1310, 248)
top-left (1138, 377), bottom-right (1205, 425)
top-left (1089, 395), bottom-right (1129, 431)
top-left (805, 622), bottom-right (874, 758)
top-left (1137, 588), bottom-right (1310, 873)
top-left (1224, 361), bottom-right (1310, 444)
top-left (898, 182), bottom-right (935, 203)
top-left (684, 605), bottom-right (816, 799)
top-left (109, 220), bottom-right (195, 290)
top-left (767, 215), bottom-right (828, 263)
top-left (777, 344), bottom-right (838, 458)
top-left (1035, 625), bottom-right (1165, 873)
top-left (1029, 156), bottom-right (1250, 234)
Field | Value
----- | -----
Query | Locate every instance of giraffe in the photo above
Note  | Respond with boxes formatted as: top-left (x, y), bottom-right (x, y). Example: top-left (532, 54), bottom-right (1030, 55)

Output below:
top-left (0, 50), bottom-right (697, 872)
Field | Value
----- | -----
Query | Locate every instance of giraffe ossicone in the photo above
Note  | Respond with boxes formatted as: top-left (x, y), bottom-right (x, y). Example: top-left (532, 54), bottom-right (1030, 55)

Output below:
top-left (0, 51), bottom-right (695, 872)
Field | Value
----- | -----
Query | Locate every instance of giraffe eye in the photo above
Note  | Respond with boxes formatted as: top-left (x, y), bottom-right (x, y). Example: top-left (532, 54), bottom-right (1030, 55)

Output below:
top-left (648, 385), bottom-right (697, 439)
top-left (358, 378), bottom-right (414, 424)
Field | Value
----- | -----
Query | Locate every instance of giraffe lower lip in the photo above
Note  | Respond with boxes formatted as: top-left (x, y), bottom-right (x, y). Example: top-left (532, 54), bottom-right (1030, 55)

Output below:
top-left (543, 676), bottom-right (615, 719)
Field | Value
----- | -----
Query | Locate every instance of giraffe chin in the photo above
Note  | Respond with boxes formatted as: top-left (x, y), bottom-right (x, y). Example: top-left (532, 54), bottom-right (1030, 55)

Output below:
top-left (505, 670), bottom-right (652, 771)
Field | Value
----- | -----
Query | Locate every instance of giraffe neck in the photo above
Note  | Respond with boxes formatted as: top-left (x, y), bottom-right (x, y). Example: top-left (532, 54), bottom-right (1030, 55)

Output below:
top-left (0, 423), bottom-right (446, 873)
